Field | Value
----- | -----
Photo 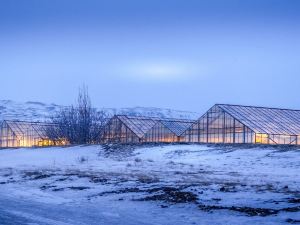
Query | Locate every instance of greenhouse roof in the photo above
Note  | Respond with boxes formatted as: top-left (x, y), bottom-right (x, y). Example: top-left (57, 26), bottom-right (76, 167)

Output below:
top-left (117, 115), bottom-right (158, 138)
top-left (160, 120), bottom-right (194, 136)
top-left (115, 115), bottom-right (195, 138)
top-left (3, 120), bottom-right (58, 139)
top-left (217, 104), bottom-right (300, 135)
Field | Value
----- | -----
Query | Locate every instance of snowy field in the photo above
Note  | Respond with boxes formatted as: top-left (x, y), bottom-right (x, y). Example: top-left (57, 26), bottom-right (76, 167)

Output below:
top-left (0, 144), bottom-right (299, 225)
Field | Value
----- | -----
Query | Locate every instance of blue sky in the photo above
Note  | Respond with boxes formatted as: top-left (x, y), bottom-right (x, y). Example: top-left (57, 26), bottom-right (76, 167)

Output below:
top-left (0, 0), bottom-right (299, 113)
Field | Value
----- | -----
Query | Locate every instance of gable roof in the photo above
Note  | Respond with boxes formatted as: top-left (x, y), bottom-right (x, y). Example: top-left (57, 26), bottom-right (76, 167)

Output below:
top-left (115, 115), bottom-right (195, 138)
top-left (160, 120), bottom-right (194, 136)
top-left (216, 104), bottom-right (300, 135)
top-left (3, 120), bottom-right (58, 139)
top-left (117, 115), bottom-right (158, 138)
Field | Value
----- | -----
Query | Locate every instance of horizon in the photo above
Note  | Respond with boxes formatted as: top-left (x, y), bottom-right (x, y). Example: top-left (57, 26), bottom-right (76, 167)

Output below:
top-left (3, 99), bottom-right (300, 117)
top-left (0, 0), bottom-right (300, 113)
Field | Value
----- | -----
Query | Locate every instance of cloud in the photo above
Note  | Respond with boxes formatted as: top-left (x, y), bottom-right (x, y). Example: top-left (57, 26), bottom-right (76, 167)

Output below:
top-left (120, 61), bottom-right (199, 82)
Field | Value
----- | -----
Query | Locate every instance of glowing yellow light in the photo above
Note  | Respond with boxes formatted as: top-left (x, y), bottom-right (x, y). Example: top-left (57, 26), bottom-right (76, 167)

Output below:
top-left (255, 133), bottom-right (269, 144)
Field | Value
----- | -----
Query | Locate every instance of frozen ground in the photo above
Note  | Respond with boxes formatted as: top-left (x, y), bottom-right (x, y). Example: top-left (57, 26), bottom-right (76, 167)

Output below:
top-left (0, 144), bottom-right (299, 225)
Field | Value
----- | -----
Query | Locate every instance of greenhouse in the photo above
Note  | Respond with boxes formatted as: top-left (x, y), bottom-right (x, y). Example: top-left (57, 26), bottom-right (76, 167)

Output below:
top-left (0, 120), bottom-right (66, 148)
top-left (182, 104), bottom-right (300, 145)
top-left (100, 115), bottom-right (195, 143)
top-left (144, 119), bottom-right (194, 142)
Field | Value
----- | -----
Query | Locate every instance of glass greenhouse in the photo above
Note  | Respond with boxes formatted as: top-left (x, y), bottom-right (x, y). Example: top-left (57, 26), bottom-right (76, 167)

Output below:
top-left (3, 103), bottom-right (299, 147)
top-left (100, 115), bottom-right (195, 143)
top-left (0, 120), bottom-right (66, 148)
top-left (182, 104), bottom-right (300, 145)
top-left (144, 119), bottom-right (194, 142)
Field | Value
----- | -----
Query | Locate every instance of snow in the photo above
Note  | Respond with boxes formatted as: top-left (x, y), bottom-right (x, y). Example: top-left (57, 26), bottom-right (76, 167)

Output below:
top-left (0, 145), bottom-right (102, 169)
top-left (0, 99), bottom-right (199, 121)
top-left (0, 144), bottom-right (299, 225)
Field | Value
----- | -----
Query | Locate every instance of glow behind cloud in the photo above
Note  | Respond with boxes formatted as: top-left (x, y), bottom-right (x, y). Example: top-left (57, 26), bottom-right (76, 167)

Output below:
top-left (123, 62), bottom-right (198, 81)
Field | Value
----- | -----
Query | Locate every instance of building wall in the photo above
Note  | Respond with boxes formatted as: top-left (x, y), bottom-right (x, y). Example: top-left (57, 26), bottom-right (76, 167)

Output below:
top-left (100, 117), bottom-right (140, 143)
top-left (0, 121), bottom-right (18, 147)
top-left (143, 122), bottom-right (179, 143)
top-left (0, 121), bottom-right (67, 148)
top-left (256, 133), bottom-right (298, 145)
top-left (182, 105), bottom-right (255, 144)
top-left (17, 127), bottom-right (42, 147)
top-left (182, 105), bottom-right (300, 145)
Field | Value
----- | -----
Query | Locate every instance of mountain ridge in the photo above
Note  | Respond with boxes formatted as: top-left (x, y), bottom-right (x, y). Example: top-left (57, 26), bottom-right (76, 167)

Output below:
top-left (0, 100), bottom-right (199, 121)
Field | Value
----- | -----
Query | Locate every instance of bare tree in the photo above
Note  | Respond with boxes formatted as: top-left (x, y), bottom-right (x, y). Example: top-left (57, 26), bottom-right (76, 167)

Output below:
top-left (46, 85), bottom-right (108, 144)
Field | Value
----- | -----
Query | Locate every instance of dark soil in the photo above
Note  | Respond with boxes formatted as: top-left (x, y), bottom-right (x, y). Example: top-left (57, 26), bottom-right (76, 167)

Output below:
top-left (56, 177), bottom-right (69, 182)
top-left (23, 171), bottom-right (55, 180)
top-left (66, 172), bottom-right (109, 184)
top-left (136, 187), bottom-right (198, 203)
top-left (68, 186), bottom-right (90, 191)
top-left (89, 177), bottom-right (108, 183)
top-left (52, 188), bottom-right (65, 192)
top-left (198, 205), bottom-right (300, 217)
top-left (199, 205), bottom-right (278, 216)
top-left (219, 185), bottom-right (237, 193)
top-left (40, 185), bottom-right (57, 190)
top-left (92, 188), bottom-right (143, 197)
top-left (286, 218), bottom-right (300, 224)
top-left (90, 186), bottom-right (198, 204)
top-left (289, 198), bottom-right (300, 204)
top-left (140, 190), bottom-right (198, 203)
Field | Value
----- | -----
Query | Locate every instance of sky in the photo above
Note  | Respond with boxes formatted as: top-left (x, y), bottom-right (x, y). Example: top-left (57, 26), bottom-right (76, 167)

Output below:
top-left (0, 0), bottom-right (299, 114)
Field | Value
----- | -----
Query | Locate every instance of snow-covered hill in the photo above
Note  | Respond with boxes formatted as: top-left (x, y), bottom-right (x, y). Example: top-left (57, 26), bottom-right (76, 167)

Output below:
top-left (0, 100), bottom-right (199, 121)
top-left (0, 100), bottom-right (61, 121)
top-left (104, 107), bottom-right (199, 120)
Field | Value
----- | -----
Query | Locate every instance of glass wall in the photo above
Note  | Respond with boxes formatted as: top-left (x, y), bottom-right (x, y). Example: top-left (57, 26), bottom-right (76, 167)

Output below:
top-left (0, 121), bottom-right (67, 148)
top-left (217, 104), bottom-right (300, 145)
top-left (143, 122), bottom-right (179, 143)
top-left (100, 116), bottom-right (140, 143)
top-left (268, 134), bottom-right (298, 145)
top-left (100, 116), bottom-right (194, 144)
top-left (0, 121), bottom-right (18, 147)
top-left (183, 105), bottom-right (255, 144)
top-left (182, 105), bottom-right (300, 145)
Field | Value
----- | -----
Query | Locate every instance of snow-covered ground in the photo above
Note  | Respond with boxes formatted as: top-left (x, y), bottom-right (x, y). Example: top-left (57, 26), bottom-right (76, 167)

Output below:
top-left (0, 144), bottom-right (299, 225)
